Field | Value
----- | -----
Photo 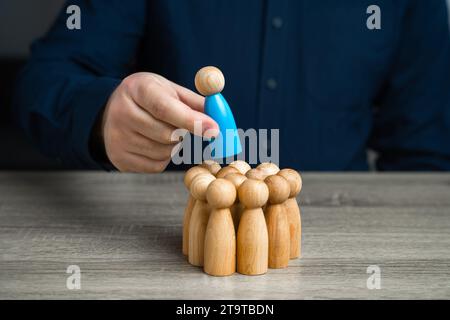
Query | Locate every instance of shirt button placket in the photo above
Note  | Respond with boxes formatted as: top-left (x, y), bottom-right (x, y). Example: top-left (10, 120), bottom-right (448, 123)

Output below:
top-left (272, 16), bottom-right (283, 29)
top-left (258, 0), bottom-right (286, 134)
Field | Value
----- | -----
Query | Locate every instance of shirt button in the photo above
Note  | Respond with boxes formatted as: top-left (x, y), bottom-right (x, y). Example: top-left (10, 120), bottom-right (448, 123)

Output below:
top-left (266, 78), bottom-right (277, 90)
top-left (272, 17), bottom-right (283, 29)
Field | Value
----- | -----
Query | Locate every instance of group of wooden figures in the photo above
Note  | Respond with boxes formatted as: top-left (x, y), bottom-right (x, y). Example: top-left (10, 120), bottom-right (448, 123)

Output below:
top-left (182, 160), bottom-right (302, 276)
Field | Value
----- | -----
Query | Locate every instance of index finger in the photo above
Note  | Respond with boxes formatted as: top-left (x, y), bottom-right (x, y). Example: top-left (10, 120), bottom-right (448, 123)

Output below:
top-left (132, 82), bottom-right (219, 138)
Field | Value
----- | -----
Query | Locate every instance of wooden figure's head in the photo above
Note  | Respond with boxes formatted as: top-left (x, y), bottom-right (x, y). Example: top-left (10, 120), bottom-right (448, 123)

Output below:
top-left (216, 166), bottom-right (239, 179)
top-left (229, 160), bottom-right (251, 175)
top-left (225, 173), bottom-right (247, 204)
top-left (224, 173), bottom-right (247, 189)
top-left (245, 168), bottom-right (266, 181)
top-left (200, 160), bottom-right (221, 176)
top-left (264, 175), bottom-right (290, 204)
top-left (190, 173), bottom-right (216, 200)
top-left (238, 179), bottom-right (269, 209)
top-left (257, 162), bottom-right (280, 177)
top-left (195, 66), bottom-right (225, 96)
top-left (206, 178), bottom-right (236, 209)
top-left (184, 166), bottom-right (210, 190)
top-left (277, 169), bottom-right (302, 198)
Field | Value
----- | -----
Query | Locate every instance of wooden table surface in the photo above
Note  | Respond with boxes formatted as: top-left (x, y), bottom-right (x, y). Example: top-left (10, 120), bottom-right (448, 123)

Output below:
top-left (0, 172), bottom-right (449, 299)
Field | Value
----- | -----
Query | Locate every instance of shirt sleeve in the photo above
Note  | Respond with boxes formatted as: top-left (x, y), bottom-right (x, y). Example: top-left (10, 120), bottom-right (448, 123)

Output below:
top-left (369, 0), bottom-right (450, 170)
top-left (12, 0), bottom-right (147, 169)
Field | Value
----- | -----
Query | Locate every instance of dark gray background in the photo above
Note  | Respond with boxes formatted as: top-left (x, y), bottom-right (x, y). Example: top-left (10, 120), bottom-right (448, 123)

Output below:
top-left (0, 0), bottom-right (65, 169)
top-left (0, 0), bottom-right (64, 58)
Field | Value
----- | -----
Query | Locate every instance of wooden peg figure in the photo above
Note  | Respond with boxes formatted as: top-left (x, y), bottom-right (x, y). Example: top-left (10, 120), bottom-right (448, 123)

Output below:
top-left (188, 173), bottom-right (216, 266)
top-left (224, 172), bottom-right (247, 230)
top-left (264, 175), bottom-right (291, 268)
top-left (277, 169), bottom-right (303, 259)
top-left (183, 166), bottom-right (209, 256)
top-left (200, 160), bottom-right (221, 176)
top-left (229, 160), bottom-right (251, 175)
top-left (245, 169), bottom-right (269, 211)
top-left (195, 66), bottom-right (242, 159)
top-left (204, 179), bottom-right (237, 276)
top-left (237, 179), bottom-right (269, 275)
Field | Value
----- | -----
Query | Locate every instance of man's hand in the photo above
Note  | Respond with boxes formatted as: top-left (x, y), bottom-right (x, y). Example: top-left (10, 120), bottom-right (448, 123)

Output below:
top-left (101, 72), bottom-right (219, 173)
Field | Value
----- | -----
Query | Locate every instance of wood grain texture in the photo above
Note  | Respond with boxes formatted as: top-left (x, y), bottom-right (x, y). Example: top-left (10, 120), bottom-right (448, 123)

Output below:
top-left (285, 198), bottom-right (302, 259)
top-left (194, 66), bottom-right (225, 96)
top-left (188, 200), bottom-right (209, 267)
top-left (237, 208), bottom-right (269, 276)
top-left (264, 175), bottom-right (290, 268)
top-left (278, 169), bottom-right (302, 259)
top-left (203, 179), bottom-right (236, 276)
top-left (182, 195), bottom-right (195, 256)
top-left (265, 204), bottom-right (290, 269)
top-left (0, 172), bottom-right (450, 299)
top-left (204, 208), bottom-right (236, 276)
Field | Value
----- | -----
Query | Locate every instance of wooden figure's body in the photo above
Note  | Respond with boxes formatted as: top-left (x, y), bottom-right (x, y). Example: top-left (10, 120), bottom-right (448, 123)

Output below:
top-left (183, 196), bottom-right (196, 255)
top-left (265, 204), bottom-right (290, 268)
top-left (284, 199), bottom-right (301, 259)
top-left (237, 179), bottom-right (269, 275)
top-left (204, 179), bottom-right (237, 276)
top-left (264, 175), bottom-right (291, 269)
top-left (188, 200), bottom-right (210, 266)
top-left (183, 166), bottom-right (209, 256)
top-left (204, 208), bottom-right (236, 276)
top-left (230, 202), bottom-right (245, 231)
top-left (188, 173), bottom-right (215, 266)
top-left (278, 169), bottom-right (303, 259)
top-left (237, 208), bottom-right (269, 275)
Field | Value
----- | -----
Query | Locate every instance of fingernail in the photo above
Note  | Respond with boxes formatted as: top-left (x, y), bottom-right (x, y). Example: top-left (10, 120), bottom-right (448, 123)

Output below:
top-left (203, 127), bottom-right (220, 139)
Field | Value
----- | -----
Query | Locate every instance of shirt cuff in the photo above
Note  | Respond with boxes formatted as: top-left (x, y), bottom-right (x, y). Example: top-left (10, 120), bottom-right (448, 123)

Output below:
top-left (69, 77), bottom-right (121, 170)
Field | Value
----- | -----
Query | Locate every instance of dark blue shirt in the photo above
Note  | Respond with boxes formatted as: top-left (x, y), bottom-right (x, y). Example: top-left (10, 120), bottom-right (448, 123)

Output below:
top-left (13, 0), bottom-right (450, 170)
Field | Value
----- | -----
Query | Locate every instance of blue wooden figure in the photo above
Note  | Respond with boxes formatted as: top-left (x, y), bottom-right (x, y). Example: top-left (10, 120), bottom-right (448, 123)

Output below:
top-left (195, 66), bottom-right (242, 159)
